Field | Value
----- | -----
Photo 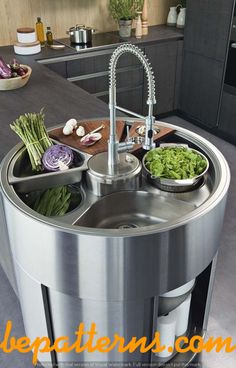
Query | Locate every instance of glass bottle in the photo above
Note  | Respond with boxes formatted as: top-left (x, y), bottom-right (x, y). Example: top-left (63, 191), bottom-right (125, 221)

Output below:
top-left (36, 17), bottom-right (45, 45)
top-left (46, 26), bottom-right (53, 45)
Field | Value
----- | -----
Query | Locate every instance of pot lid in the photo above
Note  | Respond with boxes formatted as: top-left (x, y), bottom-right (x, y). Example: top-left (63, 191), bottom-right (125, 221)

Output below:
top-left (69, 24), bottom-right (93, 31)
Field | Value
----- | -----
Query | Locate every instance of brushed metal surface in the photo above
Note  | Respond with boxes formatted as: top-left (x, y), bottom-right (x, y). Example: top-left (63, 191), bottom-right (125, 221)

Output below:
top-left (2, 198), bottom-right (227, 301)
top-left (76, 190), bottom-right (195, 228)
top-left (0, 120), bottom-right (230, 299)
top-left (8, 140), bottom-right (89, 193)
top-left (142, 145), bottom-right (210, 193)
top-left (0, 119), bottom-right (230, 365)
top-left (86, 152), bottom-right (142, 196)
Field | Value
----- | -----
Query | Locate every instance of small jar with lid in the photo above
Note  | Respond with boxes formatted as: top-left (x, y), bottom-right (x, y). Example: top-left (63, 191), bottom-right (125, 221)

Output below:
top-left (17, 27), bottom-right (37, 43)
top-left (46, 27), bottom-right (53, 45)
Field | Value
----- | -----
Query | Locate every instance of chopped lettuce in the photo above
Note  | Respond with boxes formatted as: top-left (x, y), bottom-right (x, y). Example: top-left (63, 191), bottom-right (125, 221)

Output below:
top-left (144, 146), bottom-right (207, 179)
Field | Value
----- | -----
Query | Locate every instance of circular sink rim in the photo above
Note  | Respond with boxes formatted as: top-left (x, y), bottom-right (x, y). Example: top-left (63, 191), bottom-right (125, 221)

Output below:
top-left (0, 119), bottom-right (230, 237)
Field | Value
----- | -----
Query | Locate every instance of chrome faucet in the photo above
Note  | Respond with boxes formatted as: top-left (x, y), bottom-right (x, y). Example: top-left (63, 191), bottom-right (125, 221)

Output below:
top-left (108, 44), bottom-right (156, 170)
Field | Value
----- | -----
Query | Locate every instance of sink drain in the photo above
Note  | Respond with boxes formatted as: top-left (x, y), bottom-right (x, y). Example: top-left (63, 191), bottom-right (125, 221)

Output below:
top-left (117, 223), bottom-right (138, 229)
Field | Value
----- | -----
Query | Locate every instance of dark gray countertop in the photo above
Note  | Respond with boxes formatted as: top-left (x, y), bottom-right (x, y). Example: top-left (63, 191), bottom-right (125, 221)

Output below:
top-left (57, 25), bottom-right (184, 56)
top-left (0, 49), bottom-right (109, 161)
top-left (119, 24), bottom-right (184, 46)
top-left (0, 25), bottom-right (183, 160)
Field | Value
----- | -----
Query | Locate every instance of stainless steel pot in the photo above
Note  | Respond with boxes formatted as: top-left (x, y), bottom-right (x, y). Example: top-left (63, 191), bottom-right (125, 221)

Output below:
top-left (67, 24), bottom-right (95, 44)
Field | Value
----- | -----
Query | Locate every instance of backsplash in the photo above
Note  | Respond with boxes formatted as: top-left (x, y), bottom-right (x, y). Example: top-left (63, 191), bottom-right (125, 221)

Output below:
top-left (0, 0), bottom-right (179, 46)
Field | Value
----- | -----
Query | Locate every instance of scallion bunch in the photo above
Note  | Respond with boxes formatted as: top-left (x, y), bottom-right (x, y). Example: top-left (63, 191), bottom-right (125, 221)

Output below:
top-left (33, 186), bottom-right (71, 217)
top-left (10, 109), bottom-right (53, 171)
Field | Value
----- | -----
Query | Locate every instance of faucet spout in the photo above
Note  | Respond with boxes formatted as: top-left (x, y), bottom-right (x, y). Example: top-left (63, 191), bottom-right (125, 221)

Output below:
top-left (108, 44), bottom-right (156, 170)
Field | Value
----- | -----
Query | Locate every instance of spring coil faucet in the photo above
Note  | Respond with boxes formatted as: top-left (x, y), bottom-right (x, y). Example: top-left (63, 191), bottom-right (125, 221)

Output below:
top-left (108, 43), bottom-right (156, 169)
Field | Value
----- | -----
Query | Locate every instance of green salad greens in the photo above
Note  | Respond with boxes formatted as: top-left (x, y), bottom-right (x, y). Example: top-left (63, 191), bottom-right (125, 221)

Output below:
top-left (144, 146), bottom-right (207, 180)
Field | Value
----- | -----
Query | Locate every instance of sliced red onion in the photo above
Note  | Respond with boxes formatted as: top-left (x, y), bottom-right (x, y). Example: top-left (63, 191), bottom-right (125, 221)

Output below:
top-left (42, 144), bottom-right (74, 172)
top-left (81, 132), bottom-right (102, 146)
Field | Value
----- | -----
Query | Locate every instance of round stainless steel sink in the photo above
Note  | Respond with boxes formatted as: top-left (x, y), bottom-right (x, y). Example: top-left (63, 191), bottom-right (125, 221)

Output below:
top-left (0, 119), bottom-right (230, 365)
top-left (75, 190), bottom-right (195, 228)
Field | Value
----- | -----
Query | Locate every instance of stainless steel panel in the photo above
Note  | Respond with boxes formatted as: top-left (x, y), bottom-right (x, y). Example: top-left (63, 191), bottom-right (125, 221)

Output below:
top-left (2, 195), bottom-right (227, 300)
top-left (0, 119), bottom-right (230, 365)
top-left (76, 191), bottom-right (195, 228)
top-left (48, 288), bottom-right (153, 363)
top-left (0, 190), bottom-right (17, 293)
top-left (14, 263), bottom-right (52, 364)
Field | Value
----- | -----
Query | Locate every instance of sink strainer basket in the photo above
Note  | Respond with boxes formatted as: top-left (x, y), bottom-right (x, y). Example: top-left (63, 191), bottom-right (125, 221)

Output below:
top-left (142, 143), bottom-right (209, 193)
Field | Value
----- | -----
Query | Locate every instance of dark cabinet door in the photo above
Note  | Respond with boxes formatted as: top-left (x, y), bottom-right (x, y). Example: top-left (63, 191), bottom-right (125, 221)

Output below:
top-left (99, 86), bottom-right (143, 115)
top-left (180, 51), bottom-right (224, 127)
top-left (45, 62), bottom-right (67, 78)
top-left (143, 41), bottom-right (178, 115)
top-left (117, 87), bottom-right (143, 115)
top-left (218, 89), bottom-right (236, 140)
top-left (93, 47), bottom-right (143, 72)
top-left (184, 0), bottom-right (234, 61)
top-left (67, 47), bottom-right (145, 115)
top-left (72, 79), bottom-right (96, 94)
top-left (93, 66), bottom-right (143, 94)
top-left (180, 0), bottom-right (234, 129)
top-left (67, 57), bottom-right (95, 78)
top-left (174, 40), bottom-right (183, 110)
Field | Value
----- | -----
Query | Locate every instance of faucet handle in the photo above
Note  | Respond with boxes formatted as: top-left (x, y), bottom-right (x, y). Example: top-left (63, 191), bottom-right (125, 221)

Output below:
top-left (142, 115), bottom-right (156, 150)
top-left (126, 125), bottom-right (146, 145)
top-left (126, 125), bottom-right (130, 142)
top-left (117, 141), bottom-right (134, 153)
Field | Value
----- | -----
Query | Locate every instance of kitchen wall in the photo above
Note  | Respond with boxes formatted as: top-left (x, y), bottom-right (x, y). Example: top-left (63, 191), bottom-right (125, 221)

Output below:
top-left (0, 0), bottom-right (179, 46)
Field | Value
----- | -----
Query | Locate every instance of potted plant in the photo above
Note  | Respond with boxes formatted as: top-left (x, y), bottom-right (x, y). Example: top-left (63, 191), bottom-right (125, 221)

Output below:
top-left (109, 0), bottom-right (143, 38)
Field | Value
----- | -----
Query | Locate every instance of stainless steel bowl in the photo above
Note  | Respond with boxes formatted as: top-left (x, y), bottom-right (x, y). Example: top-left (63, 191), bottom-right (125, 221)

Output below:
top-left (143, 144), bottom-right (209, 192)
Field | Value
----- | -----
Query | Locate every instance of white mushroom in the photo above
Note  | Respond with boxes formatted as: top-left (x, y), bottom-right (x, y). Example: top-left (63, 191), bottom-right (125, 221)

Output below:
top-left (76, 126), bottom-right (85, 137)
top-left (65, 118), bottom-right (77, 129)
top-left (63, 125), bottom-right (73, 135)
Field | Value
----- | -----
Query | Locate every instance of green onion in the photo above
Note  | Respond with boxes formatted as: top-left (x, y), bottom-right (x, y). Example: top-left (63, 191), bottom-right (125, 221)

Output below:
top-left (33, 186), bottom-right (71, 217)
top-left (10, 109), bottom-right (53, 171)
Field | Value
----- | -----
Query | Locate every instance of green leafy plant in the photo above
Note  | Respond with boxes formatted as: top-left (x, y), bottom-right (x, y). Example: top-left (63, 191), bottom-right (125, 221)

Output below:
top-left (109, 0), bottom-right (143, 21)
top-left (180, 0), bottom-right (186, 8)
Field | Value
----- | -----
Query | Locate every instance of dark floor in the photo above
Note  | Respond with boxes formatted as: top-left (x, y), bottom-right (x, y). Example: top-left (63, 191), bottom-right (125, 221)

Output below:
top-left (0, 116), bottom-right (236, 368)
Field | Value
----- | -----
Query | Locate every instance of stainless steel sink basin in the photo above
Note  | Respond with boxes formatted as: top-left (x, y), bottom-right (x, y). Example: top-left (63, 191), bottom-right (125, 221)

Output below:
top-left (76, 190), bottom-right (195, 229)
top-left (0, 118), bottom-right (230, 366)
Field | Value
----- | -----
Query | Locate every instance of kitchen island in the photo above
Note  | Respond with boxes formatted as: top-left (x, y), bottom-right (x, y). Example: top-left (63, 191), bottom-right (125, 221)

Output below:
top-left (0, 25), bottom-right (184, 293)
top-left (2, 25), bottom-right (228, 368)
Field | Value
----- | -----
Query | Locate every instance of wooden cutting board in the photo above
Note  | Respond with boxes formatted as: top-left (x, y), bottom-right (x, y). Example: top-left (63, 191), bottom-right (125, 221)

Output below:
top-left (49, 119), bottom-right (126, 155)
top-left (129, 122), bottom-right (175, 153)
